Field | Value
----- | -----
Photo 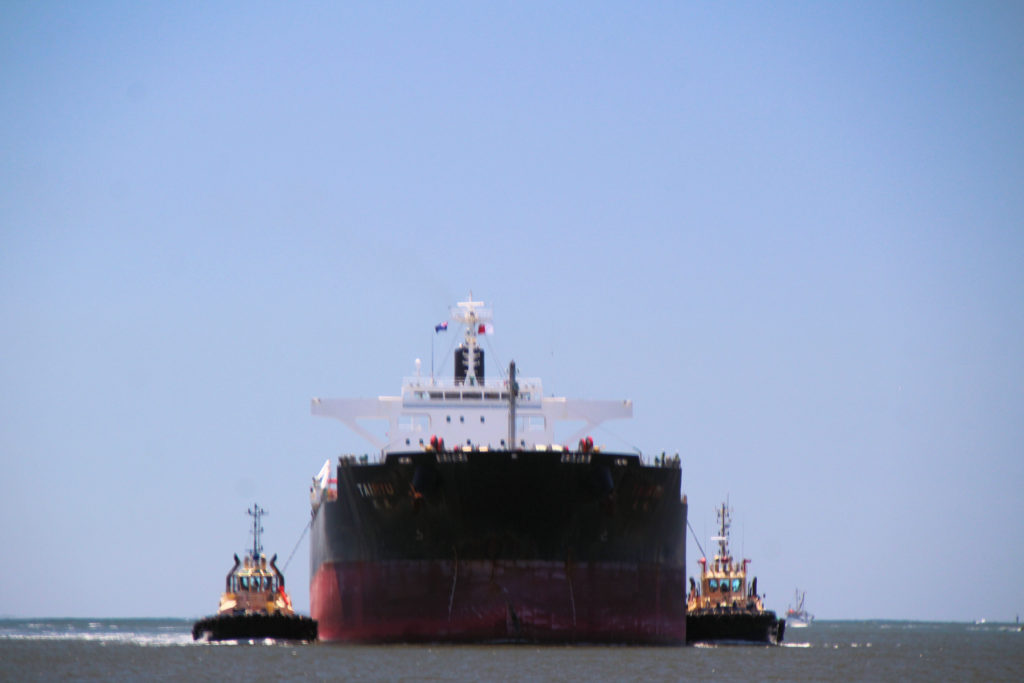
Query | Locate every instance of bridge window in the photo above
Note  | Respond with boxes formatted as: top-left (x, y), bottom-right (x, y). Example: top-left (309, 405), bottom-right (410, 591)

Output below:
top-left (708, 579), bottom-right (718, 590)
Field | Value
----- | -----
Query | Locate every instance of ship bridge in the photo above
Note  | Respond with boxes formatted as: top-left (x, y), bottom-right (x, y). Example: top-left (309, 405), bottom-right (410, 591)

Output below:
top-left (311, 374), bottom-right (632, 453)
top-left (311, 295), bottom-right (632, 454)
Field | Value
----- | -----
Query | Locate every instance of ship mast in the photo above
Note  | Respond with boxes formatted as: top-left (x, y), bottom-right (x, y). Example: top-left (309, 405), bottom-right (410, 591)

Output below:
top-left (712, 501), bottom-right (732, 562)
top-left (248, 503), bottom-right (266, 558)
top-left (450, 294), bottom-right (492, 384)
top-left (508, 360), bottom-right (518, 448)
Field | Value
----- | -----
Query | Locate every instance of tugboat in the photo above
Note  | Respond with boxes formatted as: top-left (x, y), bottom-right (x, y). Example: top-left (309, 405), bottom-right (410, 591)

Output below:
top-left (193, 504), bottom-right (317, 642)
top-left (686, 502), bottom-right (784, 645)
top-left (785, 589), bottom-right (814, 628)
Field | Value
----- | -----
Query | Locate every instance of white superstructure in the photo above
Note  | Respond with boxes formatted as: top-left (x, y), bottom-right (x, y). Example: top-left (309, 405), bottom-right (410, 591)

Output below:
top-left (311, 296), bottom-right (632, 454)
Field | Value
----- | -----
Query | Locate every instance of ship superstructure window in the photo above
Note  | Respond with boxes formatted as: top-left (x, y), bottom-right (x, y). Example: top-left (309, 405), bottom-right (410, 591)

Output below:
top-left (709, 579), bottom-right (718, 590)
top-left (398, 415), bottom-right (429, 432)
top-left (732, 579), bottom-right (741, 592)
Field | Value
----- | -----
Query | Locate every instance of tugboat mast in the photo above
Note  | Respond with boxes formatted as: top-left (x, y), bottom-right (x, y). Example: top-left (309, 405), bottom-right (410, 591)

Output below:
top-left (248, 503), bottom-right (266, 558)
top-left (713, 501), bottom-right (732, 561)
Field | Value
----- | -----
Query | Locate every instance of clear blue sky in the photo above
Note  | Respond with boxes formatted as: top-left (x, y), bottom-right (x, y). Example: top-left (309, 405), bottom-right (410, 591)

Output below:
top-left (2, 1), bottom-right (1022, 621)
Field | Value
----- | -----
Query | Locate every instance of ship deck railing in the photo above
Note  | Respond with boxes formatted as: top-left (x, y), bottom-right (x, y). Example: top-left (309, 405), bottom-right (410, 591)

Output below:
top-left (401, 376), bottom-right (544, 404)
top-left (329, 449), bottom-right (681, 469)
top-left (402, 376), bottom-right (540, 387)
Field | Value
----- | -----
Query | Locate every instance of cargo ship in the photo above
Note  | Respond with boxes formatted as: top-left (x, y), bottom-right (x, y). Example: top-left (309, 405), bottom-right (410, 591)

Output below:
top-left (308, 297), bottom-right (687, 643)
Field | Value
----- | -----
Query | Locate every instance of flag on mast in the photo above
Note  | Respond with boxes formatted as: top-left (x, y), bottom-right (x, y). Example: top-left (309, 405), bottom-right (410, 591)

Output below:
top-left (435, 321), bottom-right (448, 333)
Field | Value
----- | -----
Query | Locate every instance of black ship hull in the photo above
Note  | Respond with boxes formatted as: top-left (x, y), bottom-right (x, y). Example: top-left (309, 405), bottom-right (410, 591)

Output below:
top-left (310, 448), bottom-right (687, 643)
top-left (686, 609), bottom-right (784, 645)
top-left (192, 613), bottom-right (318, 642)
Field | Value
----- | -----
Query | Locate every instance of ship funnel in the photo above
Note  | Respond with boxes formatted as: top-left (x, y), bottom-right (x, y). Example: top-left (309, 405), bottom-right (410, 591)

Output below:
top-left (451, 294), bottom-right (490, 385)
top-left (454, 344), bottom-right (485, 384)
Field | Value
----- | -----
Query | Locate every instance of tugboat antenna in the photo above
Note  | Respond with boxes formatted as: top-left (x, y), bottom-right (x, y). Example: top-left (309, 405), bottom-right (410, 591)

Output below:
top-left (714, 501), bottom-right (732, 559)
top-left (248, 503), bottom-right (266, 557)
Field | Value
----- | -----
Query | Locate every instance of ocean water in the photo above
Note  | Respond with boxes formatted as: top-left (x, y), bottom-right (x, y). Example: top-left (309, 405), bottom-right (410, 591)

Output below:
top-left (1, 619), bottom-right (1021, 681)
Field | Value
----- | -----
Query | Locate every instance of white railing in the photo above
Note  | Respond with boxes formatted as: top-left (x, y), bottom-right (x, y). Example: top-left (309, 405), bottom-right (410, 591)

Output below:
top-left (401, 376), bottom-right (542, 390)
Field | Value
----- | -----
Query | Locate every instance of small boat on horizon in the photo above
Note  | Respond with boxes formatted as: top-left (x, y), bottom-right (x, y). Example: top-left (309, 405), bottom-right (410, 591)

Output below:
top-left (192, 504), bottom-right (317, 642)
top-left (786, 589), bottom-right (814, 628)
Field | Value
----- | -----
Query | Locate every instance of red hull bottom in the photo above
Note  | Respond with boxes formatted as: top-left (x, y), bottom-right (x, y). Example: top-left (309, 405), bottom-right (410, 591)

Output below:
top-left (311, 560), bottom-right (685, 644)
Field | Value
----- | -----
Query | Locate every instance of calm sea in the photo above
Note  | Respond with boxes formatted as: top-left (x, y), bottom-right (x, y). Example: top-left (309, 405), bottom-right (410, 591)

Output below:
top-left (1, 619), bottom-right (1021, 681)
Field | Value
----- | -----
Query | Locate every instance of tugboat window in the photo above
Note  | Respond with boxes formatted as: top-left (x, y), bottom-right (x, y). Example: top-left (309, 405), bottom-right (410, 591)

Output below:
top-left (240, 576), bottom-right (248, 590)
top-left (709, 579), bottom-right (718, 590)
top-left (721, 581), bottom-right (729, 593)
top-left (732, 579), bottom-right (741, 592)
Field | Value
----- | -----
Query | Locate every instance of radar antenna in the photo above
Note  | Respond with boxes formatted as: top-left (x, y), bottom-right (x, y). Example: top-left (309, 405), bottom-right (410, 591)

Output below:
top-left (450, 293), bottom-right (493, 348)
top-left (247, 503), bottom-right (266, 558)
top-left (711, 500), bottom-right (733, 560)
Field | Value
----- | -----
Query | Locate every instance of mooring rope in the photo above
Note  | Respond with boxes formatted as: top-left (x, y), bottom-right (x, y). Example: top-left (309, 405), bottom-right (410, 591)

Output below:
top-left (687, 517), bottom-right (708, 560)
top-left (282, 518), bottom-right (312, 573)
